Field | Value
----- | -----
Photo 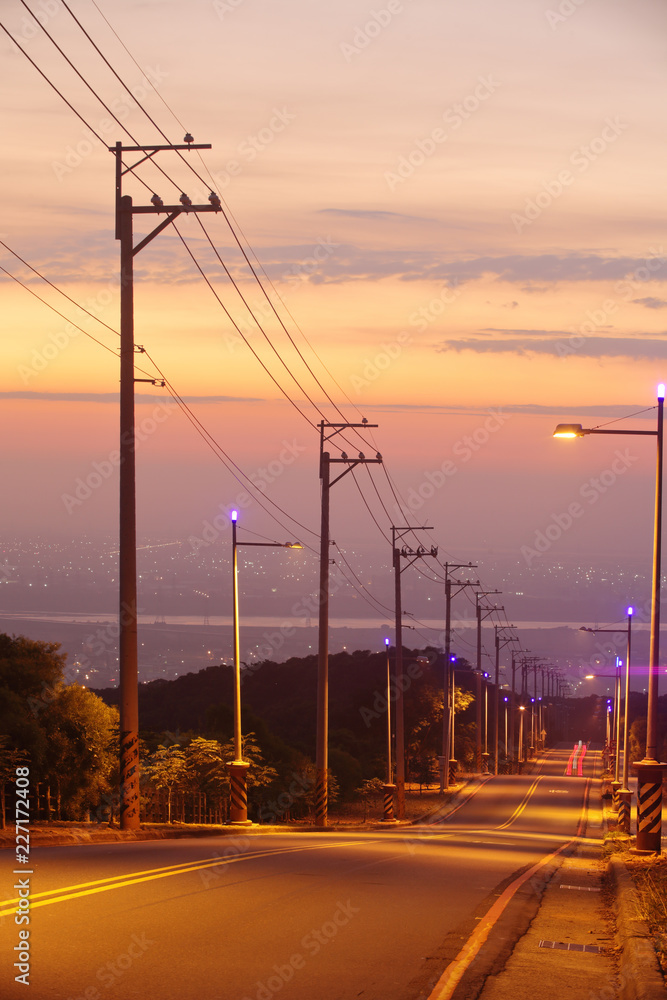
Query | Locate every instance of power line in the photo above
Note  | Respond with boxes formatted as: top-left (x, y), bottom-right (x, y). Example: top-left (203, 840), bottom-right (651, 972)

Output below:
top-left (1, 237), bottom-right (319, 545)
top-left (171, 221), bottom-right (318, 430)
top-left (0, 264), bottom-right (119, 359)
top-left (141, 348), bottom-right (320, 546)
top-left (0, 20), bottom-right (155, 196)
top-left (0, 240), bottom-right (119, 338)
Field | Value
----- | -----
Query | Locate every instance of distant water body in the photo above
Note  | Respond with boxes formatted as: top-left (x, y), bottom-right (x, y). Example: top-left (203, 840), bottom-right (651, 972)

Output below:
top-left (0, 611), bottom-right (651, 631)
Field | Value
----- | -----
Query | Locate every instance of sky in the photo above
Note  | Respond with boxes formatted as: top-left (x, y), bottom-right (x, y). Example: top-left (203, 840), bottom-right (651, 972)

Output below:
top-left (2, 0), bottom-right (667, 606)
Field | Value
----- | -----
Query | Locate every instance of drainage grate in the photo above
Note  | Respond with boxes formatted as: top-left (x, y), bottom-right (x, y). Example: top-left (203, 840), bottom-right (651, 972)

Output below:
top-left (559, 885), bottom-right (601, 892)
top-left (539, 941), bottom-right (603, 953)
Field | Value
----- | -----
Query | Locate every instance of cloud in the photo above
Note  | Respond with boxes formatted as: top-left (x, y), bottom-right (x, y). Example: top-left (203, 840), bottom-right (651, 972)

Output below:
top-left (13, 233), bottom-right (667, 291)
top-left (0, 392), bottom-right (265, 404)
top-left (319, 208), bottom-right (437, 225)
top-left (632, 296), bottom-right (667, 309)
top-left (365, 401), bottom-right (658, 419)
top-left (435, 336), bottom-right (667, 359)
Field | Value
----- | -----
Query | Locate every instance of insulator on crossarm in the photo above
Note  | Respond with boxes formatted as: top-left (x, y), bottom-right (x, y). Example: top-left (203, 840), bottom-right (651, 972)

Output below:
top-left (184, 133), bottom-right (194, 144)
top-left (179, 193), bottom-right (192, 207)
top-left (151, 194), bottom-right (163, 208)
top-left (209, 191), bottom-right (221, 209)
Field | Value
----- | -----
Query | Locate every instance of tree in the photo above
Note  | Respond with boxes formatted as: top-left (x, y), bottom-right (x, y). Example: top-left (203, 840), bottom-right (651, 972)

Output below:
top-left (0, 635), bottom-right (120, 820)
top-left (0, 634), bottom-right (68, 777)
top-left (143, 744), bottom-right (187, 822)
top-left (39, 685), bottom-right (119, 819)
top-left (357, 777), bottom-right (385, 821)
top-left (0, 735), bottom-right (28, 830)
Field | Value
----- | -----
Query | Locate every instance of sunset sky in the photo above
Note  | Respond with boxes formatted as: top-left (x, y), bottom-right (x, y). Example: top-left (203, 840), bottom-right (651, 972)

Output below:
top-left (2, 0), bottom-right (667, 582)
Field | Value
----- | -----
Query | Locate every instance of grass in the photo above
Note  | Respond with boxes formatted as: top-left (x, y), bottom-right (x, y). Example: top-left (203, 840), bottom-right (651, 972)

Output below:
top-left (614, 846), bottom-right (667, 976)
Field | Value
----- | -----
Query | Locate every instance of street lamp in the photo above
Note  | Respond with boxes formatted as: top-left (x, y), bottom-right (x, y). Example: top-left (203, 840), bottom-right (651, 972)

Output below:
top-left (581, 607), bottom-right (633, 831)
top-left (482, 672), bottom-right (490, 773)
top-left (449, 655), bottom-right (458, 785)
top-left (518, 705), bottom-right (526, 770)
top-left (381, 639), bottom-right (396, 823)
top-left (555, 385), bottom-right (664, 852)
top-left (230, 510), bottom-right (302, 824)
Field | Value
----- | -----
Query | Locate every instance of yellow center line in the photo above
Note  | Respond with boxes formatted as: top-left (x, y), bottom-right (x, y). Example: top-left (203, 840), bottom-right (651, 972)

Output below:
top-left (0, 839), bottom-right (378, 918)
top-left (428, 776), bottom-right (591, 1000)
top-left (495, 776), bottom-right (543, 830)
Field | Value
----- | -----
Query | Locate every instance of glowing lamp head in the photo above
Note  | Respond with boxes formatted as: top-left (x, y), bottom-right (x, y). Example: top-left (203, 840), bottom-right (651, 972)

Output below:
top-left (627, 606), bottom-right (634, 617)
top-left (231, 510), bottom-right (238, 522)
top-left (659, 383), bottom-right (665, 400)
top-left (553, 423), bottom-right (585, 438)
top-left (384, 638), bottom-right (390, 647)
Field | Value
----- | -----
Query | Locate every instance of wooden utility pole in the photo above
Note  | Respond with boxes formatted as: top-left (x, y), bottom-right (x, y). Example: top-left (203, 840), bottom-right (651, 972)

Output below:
top-left (114, 139), bottom-right (219, 829)
top-left (316, 421), bottom-right (381, 825)
top-left (392, 529), bottom-right (438, 817)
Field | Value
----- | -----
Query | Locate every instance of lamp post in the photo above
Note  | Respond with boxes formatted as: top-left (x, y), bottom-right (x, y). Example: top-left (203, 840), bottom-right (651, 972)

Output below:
top-left (518, 705), bottom-right (526, 771)
top-left (582, 607), bottom-right (634, 831)
top-left (230, 511), bottom-right (302, 824)
top-left (382, 638), bottom-right (396, 822)
top-left (555, 386), bottom-right (664, 852)
top-left (482, 672), bottom-right (490, 773)
top-left (449, 655), bottom-right (458, 785)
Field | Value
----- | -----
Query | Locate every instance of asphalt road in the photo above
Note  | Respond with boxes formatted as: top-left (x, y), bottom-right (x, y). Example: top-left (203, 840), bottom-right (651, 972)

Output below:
top-left (1, 744), bottom-right (601, 1000)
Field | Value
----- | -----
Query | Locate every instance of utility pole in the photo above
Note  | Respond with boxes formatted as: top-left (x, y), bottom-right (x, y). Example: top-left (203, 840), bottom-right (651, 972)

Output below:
top-left (113, 138), bottom-right (219, 830)
top-left (441, 564), bottom-right (478, 791)
top-left (316, 421), bottom-right (381, 826)
top-left (475, 592), bottom-right (501, 772)
top-left (493, 625), bottom-right (516, 775)
top-left (392, 528), bottom-right (438, 818)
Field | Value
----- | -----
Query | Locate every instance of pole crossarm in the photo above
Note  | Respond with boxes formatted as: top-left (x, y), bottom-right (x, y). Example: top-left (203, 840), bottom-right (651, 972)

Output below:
top-left (315, 420), bottom-right (382, 826)
top-left (329, 456), bottom-right (382, 487)
top-left (113, 137), bottom-right (220, 830)
top-left (391, 526), bottom-right (439, 815)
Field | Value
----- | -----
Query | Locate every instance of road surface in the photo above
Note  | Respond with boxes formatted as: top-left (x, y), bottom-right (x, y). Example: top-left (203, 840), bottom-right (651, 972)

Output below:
top-left (1, 743), bottom-right (600, 1000)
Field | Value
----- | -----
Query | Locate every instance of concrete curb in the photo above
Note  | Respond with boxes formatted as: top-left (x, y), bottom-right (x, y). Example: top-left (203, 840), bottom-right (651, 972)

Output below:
top-left (609, 854), bottom-right (666, 1000)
